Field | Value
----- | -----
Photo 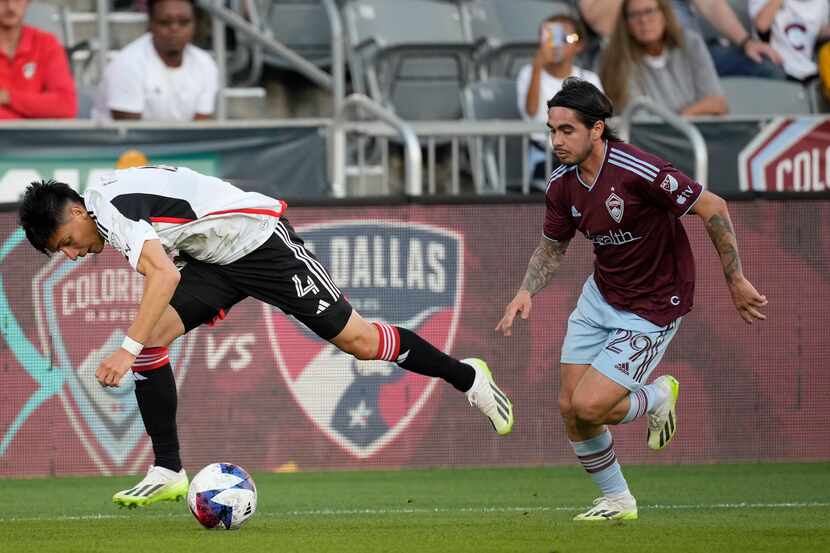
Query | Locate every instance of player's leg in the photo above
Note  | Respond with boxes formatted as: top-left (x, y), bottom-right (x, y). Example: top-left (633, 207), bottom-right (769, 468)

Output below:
top-left (230, 219), bottom-right (512, 436)
top-left (587, 321), bottom-right (683, 450)
top-left (329, 309), bottom-right (513, 435)
top-left (114, 260), bottom-right (245, 508)
top-left (559, 282), bottom-right (636, 521)
top-left (565, 365), bottom-right (637, 521)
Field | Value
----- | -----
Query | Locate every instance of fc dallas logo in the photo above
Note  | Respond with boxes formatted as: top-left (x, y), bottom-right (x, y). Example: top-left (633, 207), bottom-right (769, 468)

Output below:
top-left (263, 221), bottom-right (464, 459)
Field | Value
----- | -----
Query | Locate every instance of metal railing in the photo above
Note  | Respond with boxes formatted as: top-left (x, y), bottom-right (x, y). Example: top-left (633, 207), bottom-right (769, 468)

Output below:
top-left (331, 94), bottom-right (422, 197)
top-left (620, 96), bottom-right (709, 188)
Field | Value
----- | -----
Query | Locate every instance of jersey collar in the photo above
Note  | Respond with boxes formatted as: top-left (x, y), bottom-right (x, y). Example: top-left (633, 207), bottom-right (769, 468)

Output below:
top-left (576, 140), bottom-right (608, 191)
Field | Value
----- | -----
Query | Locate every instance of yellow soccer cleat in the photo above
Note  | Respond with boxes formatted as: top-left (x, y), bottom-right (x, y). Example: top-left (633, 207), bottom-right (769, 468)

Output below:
top-left (573, 494), bottom-right (638, 521)
top-left (463, 358), bottom-right (514, 436)
top-left (647, 375), bottom-right (679, 451)
top-left (113, 466), bottom-right (189, 508)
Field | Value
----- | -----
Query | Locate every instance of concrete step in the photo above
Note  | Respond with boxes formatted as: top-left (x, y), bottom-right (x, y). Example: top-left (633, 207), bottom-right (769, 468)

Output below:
top-left (69, 11), bottom-right (147, 49)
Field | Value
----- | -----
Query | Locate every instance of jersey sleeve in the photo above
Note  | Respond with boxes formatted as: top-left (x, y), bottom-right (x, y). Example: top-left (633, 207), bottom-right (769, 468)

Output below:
top-left (103, 52), bottom-right (144, 114)
top-left (543, 179), bottom-right (576, 242)
top-left (637, 159), bottom-right (703, 217)
top-left (84, 187), bottom-right (159, 270)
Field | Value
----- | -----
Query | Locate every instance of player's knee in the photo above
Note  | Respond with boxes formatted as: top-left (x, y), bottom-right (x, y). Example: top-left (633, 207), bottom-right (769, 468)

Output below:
top-left (572, 397), bottom-right (608, 426)
top-left (558, 394), bottom-right (576, 421)
top-left (336, 331), bottom-right (376, 361)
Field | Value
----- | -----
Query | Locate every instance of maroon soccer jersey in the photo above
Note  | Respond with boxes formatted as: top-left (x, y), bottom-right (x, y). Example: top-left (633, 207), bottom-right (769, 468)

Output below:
top-left (544, 141), bottom-right (703, 326)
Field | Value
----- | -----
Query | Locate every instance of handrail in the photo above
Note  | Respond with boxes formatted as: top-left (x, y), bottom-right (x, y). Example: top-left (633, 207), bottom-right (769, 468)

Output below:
top-left (620, 96), bottom-right (709, 188)
top-left (320, 0), bottom-right (344, 117)
top-left (331, 94), bottom-right (422, 198)
top-left (197, 0), bottom-right (333, 91)
top-left (96, 0), bottom-right (109, 80)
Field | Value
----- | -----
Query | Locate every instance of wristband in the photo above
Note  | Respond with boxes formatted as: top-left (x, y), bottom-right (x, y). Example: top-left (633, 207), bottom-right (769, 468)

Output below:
top-left (121, 335), bottom-right (144, 357)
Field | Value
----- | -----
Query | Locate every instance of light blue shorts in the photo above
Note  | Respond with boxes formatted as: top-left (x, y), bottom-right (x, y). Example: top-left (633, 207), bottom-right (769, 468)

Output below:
top-left (560, 275), bottom-right (681, 391)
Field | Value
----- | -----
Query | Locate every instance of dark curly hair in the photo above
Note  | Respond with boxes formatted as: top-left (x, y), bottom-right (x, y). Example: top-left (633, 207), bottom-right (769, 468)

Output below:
top-left (18, 179), bottom-right (84, 255)
top-left (547, 77), bottom-right (621, 142)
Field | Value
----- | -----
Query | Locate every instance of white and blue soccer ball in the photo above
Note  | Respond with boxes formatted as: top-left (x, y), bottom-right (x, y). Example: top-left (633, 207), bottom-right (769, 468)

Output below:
top-left (187, 462), bottom-right (257, 530)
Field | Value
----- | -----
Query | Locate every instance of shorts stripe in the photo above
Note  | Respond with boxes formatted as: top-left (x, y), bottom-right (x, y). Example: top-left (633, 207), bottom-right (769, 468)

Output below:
top-left (273, 222), bottom-right (340, 301)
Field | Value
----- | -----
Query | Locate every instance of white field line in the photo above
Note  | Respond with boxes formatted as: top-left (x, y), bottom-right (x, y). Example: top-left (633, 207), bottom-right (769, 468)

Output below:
top-left (2, 502), bottom-right (829, 523)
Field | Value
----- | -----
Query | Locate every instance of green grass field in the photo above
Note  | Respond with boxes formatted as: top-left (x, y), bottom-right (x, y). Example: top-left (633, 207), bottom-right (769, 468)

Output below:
top-left (3, 463), bottom-right (829, 553)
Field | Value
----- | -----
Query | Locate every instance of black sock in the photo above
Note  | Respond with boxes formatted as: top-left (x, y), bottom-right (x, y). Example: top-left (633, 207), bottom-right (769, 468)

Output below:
top-left (395, 327), bottom-right (475, 392)
top-left (133, 363), bottom-right (181, 472)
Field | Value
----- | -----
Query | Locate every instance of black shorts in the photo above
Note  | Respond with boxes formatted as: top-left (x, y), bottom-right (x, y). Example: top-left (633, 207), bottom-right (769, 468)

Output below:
top-left (169, 217), bottom-right (352, 340)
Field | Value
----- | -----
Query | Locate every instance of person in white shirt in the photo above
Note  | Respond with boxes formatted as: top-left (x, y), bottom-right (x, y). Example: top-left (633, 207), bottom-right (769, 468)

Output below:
top-left (750, 0), bottom-right (830, 82)
top-left (516, 10), bottom-right (603, 187)
top-left (94, 0), bottom-right (218, 121)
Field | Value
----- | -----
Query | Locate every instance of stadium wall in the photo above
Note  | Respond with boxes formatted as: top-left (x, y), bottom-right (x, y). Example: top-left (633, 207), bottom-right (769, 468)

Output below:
top-left (1, 200), bottom-right (828, 477)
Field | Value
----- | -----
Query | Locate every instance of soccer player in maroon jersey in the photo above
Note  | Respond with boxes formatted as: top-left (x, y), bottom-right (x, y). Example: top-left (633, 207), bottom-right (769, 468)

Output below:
top-left (496, 78), bottom-right (767, 521)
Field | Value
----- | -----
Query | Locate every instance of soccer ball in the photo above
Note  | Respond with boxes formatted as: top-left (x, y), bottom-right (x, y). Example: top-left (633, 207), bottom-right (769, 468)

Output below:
top-left (187, 462), bottom-right (257, 530)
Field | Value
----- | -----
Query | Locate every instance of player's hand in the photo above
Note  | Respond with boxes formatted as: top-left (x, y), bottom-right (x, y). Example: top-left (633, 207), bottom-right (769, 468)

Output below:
top-left (744, 39), bottom-right (782, 65)
top-left (96, 348), bottom-right (136, 387)
top-left (495, 290), bottom-right (532, 336)
top-left (728, 276), bottom-right (768, 324)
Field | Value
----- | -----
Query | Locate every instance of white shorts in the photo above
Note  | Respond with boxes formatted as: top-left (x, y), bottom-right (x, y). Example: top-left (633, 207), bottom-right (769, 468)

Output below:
top-left (560, 275), bottom-right (681, 391)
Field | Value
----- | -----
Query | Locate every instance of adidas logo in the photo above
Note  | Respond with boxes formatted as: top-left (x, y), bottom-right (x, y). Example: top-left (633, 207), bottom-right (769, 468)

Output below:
top-left (614, 362), bottom-right (629, 375)
top-left (316, 299), bottom-right (330, 314)
top-left (396, 350), bottom-right (410, 364)
top-left (571, 206), bottom-right (582, 217)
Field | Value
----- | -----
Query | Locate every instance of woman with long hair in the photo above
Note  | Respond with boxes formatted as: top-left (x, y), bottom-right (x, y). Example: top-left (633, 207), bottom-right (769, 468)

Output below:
top-left (598, 0), bottom-right (727, 116)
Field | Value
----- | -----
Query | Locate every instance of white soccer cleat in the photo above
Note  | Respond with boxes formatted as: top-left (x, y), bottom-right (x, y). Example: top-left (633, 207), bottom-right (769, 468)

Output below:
top-left (647, 375), bottom-right (680, 451)
top-left (113, 465), bottom-right (189, 508)
top-left (463, 358), bottom-right (514, 436)
top-left (573, 493), bottom-right (638, 521)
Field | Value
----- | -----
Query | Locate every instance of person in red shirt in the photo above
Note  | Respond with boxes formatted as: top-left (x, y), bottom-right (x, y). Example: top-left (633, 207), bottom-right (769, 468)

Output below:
top-left (0, 0), bottom-right (76, 119)
top-left (496, 78), bottom-right (767, 521)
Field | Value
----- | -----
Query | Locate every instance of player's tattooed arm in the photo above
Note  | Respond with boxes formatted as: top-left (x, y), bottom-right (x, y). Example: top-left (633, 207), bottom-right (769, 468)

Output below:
top-left (520, 237), bottom-right (570, 295)
top-left (705, 213), bottom-right (742, 284)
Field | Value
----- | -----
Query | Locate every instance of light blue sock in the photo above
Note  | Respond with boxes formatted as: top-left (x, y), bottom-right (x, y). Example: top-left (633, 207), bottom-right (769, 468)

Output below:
top-left (570, 429), bottom-right (629, 497)
top-left (620, 381), bottom-right (666, 424)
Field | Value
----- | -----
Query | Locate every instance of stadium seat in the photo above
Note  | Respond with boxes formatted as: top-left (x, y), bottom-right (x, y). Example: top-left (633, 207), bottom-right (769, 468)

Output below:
top-left (343, 0), bottom-right (475, 120)
top-left (461, 78), bottom-right (530, 192)
top-left (721, 77), bottom-right (812, 115)
top-left (260, 0), bottom-right (334, 69)
top-left (24, 2), bottom-right (69, 44)
top-left (465, 0), bottom-right (580, 78)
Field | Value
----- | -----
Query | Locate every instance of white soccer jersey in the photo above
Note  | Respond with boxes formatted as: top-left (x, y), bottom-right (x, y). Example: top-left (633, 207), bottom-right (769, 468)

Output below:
top-left (84, 166), bottom-right (286, 270)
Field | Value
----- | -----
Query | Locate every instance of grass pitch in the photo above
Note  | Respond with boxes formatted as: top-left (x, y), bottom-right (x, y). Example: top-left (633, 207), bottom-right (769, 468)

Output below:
top-left (2, 463), bottom-right (828, 553)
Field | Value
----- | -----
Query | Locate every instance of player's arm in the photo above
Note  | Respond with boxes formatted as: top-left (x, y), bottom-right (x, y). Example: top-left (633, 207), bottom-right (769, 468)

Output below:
top-left (496, 236), bottom-right (570, 336)
top-left (128, 239), bottom-right (181, 344)
top-left (96, 240), bottom-right (180, 387)
top-left (691, 190), bottom-right (768, 324)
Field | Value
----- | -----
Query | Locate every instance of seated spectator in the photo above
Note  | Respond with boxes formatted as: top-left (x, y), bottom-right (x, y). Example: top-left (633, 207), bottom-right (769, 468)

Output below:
top-left (750, 0), bottom-right (830, 83)
top-left (580, 0), bottom-right (784, 78)
top-left (516, 10), bottom-right (601, 185)
top-left (0, 0), bottom-right (77, 119)
top-left (94, 0), bottom-right (218, 121)
top-left (598, 0), bottom-right (728, 116)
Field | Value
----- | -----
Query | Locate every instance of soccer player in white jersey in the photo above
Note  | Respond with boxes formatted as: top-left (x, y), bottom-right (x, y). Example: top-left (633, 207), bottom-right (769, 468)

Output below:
top-left (496, 78), bottom-right (767, 521)
top-left (17, 166), bottom-right (514, 507)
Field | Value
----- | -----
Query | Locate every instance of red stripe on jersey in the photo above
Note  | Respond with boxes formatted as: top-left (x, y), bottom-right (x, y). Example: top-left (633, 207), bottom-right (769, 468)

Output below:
top-left (205, 203), bottom-right (287, 219)
top-left (150, 216), bottom-right (193, 224)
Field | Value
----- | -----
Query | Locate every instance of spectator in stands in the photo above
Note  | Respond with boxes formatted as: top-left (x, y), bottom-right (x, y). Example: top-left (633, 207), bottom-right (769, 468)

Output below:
top-left (0, 0), bottom-right (77, 119)
top-left (598, 0), bottom-right (728, 116)
top-left (517, 10), bottom-right (601, 185)
top-left (580, 0), bottom-right (784, 78)
top-left (750, 0), bottom-right (830, 83)
top-left (94, 0), bottom-right (218, 121)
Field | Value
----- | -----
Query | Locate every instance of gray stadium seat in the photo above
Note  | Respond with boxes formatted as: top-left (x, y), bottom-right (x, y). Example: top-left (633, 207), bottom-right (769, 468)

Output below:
top-left (721, 77), bottom-right (811, 115)
top-left (462, 78), bottom-right (529, 192)
top-left (343, 0), bottom-right (475, 120)
top-left (260, 0), bottom-right (334, 68)
top-left (24, 2), bottom-right (69, 44)
top-left (466, 0), bottom-right (579, 78)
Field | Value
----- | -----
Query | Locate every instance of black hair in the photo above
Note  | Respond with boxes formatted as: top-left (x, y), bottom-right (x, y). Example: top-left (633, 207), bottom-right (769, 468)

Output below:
top-left (147, 0), bottom-right (195, 19)
top-left (18, 179), bottom-right (84, 255)
top-left (547, 77), bottom-right (621, 142)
